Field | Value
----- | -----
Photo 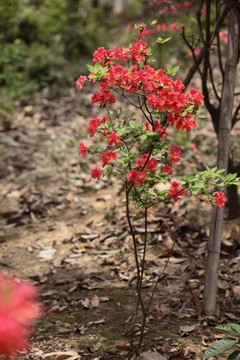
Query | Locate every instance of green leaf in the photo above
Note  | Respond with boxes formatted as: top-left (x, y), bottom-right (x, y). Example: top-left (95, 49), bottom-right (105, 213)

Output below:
top-left (129, 121), bottom-right (136, 128)
top-left (192, 189), bottom-right (200, 195)
top-left (156, 36), bottom-right (171, 44)
top-left (228, 349), bottom-right (240, 360)
top-left (216, 169), bottom-right (226, 175)
top-left (86, 64), bottom-right (96, 72)
top-left (141, 134), bottom-right (147, 141)
top-left (203, 338), bottom-right (238, 359)
top-left (198, 114), bottom-right (206, 118)
top-left (150, 19), bottom-right (157, 25)
top-left (216, 324), bottom-right (240, 336)
top-left (103, 249), bottom-right (121, 255)
top-left (117, 230), bottom-right (129, 240)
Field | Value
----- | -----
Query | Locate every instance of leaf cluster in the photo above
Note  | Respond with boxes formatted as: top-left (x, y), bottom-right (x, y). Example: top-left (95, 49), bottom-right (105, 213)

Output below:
top-left (204, 323), bottom-right (240, 360)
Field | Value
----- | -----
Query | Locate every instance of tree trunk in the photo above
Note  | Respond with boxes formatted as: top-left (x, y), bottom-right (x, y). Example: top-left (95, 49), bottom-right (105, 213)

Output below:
top-left (227, 158), bottom-right (240, 218)
top-left (203, 6), bottom-right (239, 316)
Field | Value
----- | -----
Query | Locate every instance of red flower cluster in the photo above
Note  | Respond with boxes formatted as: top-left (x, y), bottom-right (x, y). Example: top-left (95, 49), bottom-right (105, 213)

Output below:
top-left (153, 0), bottom-right (192, 13)
top-left (162, 164), bottom-right (173, 175)
top-left (0, 273), bottom-right (42, 357)
top-left (91, 167), bottom-right (101, 180)
top-left (87, 116), bottom-right (110, 137)
top-left (169, 145), bottom-right (181, 165)
top-left (91, 88), bottom-right (116, 107)
top-left (127, 169), bottom-right (146, 186)
top-left (76, 36), bottom-right (204, 200)
top-left (93, 46), bottom-right (129, 66)
top-left (100, 150), bottom-right (118, 167)
top-left (76, 75), bottom-right (87, 89)
top-left (108, 131), bottom-right (120, 146)
top-left (78, 39), bottom-right (203, 118)
top-left (135, 154), bottom-right (158, 172)
top-left (129, 22), bottom-right (183, 39)
top-left (78, 142), bottom-right (88, 156)
top-left (213, 191), bottom-right (226, 209)
top-left (188, 47), bottom-right (201, 57)
top-left (167, 181), bottom-right (186, 202)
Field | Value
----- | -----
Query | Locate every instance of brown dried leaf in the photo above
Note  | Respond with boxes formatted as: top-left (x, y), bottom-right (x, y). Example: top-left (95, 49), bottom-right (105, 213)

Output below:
top-left (43, 351), bottom-right (80, 360)
top-left (91, 294), bottom-right (100, 308)
top-left (191, 291), bottom-right (202, 315)
top-left (115, 340), bottom-right (131, 351)
top-left (232, 285), bottom-right (240, 300)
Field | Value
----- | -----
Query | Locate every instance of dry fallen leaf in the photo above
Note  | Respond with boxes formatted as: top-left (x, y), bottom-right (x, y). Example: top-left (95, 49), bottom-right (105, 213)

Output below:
top-left (43, 351), bottom-right (80, 360)
top-left (91, 294), bottom-right (100, 308)
top-left (66, 191), bottom-right (74, 202)
top-left (115, 340), bottom-right (131, 351)
top-left (80, 297), bottom-right (90, 308)
top-left (232, 285), bottom-right (240, 300)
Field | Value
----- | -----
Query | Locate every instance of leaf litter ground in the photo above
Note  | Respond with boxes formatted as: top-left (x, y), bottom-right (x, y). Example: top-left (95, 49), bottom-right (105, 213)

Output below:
top-left (0, 86), bottom-right (240, 360)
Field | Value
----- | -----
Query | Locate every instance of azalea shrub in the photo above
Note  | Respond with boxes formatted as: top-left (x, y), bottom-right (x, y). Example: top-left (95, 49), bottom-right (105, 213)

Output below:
top-left (0, 272), bottom-right (42, 358)
top-left (77, 28), bottom-right (238, 210)
top-left (76, 24), bottom-right (239, 345)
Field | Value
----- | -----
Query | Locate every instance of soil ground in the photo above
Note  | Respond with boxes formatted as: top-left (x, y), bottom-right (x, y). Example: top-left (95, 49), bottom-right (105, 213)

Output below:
top-left (0, 85), bottom-right (240, 360)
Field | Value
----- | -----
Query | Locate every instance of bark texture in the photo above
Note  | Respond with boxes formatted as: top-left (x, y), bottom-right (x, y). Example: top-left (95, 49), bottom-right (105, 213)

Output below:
top-left (203, 6), bottom-right (239, 316)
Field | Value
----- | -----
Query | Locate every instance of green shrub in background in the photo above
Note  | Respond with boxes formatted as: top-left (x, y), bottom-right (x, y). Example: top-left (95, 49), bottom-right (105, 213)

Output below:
top-left (0, 0), bottom-right (112, 110)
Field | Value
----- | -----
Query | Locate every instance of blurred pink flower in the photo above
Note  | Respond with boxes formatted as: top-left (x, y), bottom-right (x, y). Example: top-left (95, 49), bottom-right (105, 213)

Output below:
top-left (188, 46), bottom-right (201, 57)
top-left (0, 273), bottom-right (42, 357)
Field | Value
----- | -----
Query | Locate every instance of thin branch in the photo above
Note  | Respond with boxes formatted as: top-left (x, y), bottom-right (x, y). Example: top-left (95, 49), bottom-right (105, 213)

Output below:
top-left (202, 0), bottom-right (212, 110)
top-left (126, 186), bottom-right (145, 315)
top-left (183, 3), bottom-right (229, 89)
top-left (209, 61), bottom-right (221, 102)
top-left (120, 90), bottom-right (141, 109)
top-left (232, 103), bottom-right (240, 128)
top-left (215, 1), bottom-right (225, 79)
top-left (196, 0), bottom-right (204, 42)
top-left (138, 95), bottom-right (151, 123)
top-left (182, 25), bottom-right (203, 78)
top-left (139, 207), bottom-right (148, 346)
top-left (183, 49), bottom-right (205, 88)
top-left (146, 236), bottom-right (177, 313)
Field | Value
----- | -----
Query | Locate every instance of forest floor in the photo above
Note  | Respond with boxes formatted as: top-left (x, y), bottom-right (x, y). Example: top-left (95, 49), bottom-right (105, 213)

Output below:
top-left (0, 85), bottom-right (240, 360)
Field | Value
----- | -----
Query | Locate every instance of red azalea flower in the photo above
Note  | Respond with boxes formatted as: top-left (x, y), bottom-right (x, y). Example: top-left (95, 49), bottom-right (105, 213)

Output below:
top-left (153, 121), bottom-right (167, 139)
top-left (0, 273), bottom-right (42, 357)
top-left (219, 30), bottom-right (228, 44)
top-left (91, 89), bottom-right (116, 107)
top-left (76, 75), bottom-right (87, 89)
top-left (188, 46), bottom-right (201, 57)
top-left (167, 181), bottom-right (186, 202)
top-left (135, 154), bottom-right (148, 168)
top-left (135, 154), bottom-right (158, 172)
top-left (87, 117), bottom-right (101, 137)
top-left (127, 170), bottom-right (146, 186)
top-left (145, 121), bottom-right (151, 131)
top-left (91, 167), bottom-right (101, 180)
top-left (100, 115), bottom-right (110, 124)
top-left (191, 144), bottom-right (198, 152)
top-left (162, 164), bottom-right (173, 175)
top-left (100, 150), bottom-right (118, 167)
top-left (179, 1), bottom-right (192, 10)
top-left (78, 142), bottom-right (88, 156)
top-left (169, 145), bottom-right (181, 165)
top-left (187, 88), bottom-right (204, 106)
top-left (146, 158), bottom-right (158, 172)
top-left (108, 131), bottom-right (120, 146)
top-left (129, 40), bottom-right (149, 64)
top-left (213, 191), bottom-right (226, 209)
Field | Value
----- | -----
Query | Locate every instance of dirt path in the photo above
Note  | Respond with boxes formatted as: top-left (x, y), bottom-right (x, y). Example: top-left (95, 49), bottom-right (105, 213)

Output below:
top-left (0, 87), bottom-right (240, 359)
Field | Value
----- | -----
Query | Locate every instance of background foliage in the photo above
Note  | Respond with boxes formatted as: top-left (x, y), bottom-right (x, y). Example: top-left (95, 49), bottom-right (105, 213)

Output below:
top-left (0, 0), bottom-right (228, 111)
top-left (0, 0), bottom-right (115, 109)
